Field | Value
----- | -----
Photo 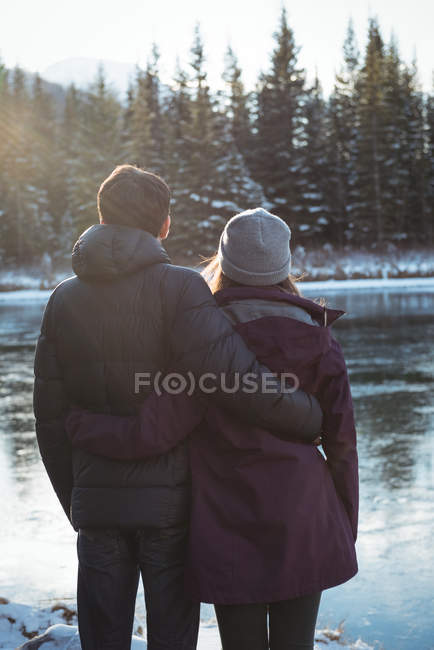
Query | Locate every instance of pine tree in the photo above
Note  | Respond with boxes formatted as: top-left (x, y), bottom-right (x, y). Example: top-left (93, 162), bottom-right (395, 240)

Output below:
top-left (252, 8), bottom-right (306, 226)
top-left (2, 66), bottom-right (38, 262)
top-left (380, 37), bottom-right (415, 243)
top-left (28, 74), bottom-right (62, 257)
top-left (353, 21), bottom-right (428, 246)
top-left (128, 45), bottom-right (166, 174)
top-left (398, 60), bottom-right (428, 244)
top-left (68, 66), bottom-right (122, 234)
top-left (327, 19), bottom-right (360, 245)
top-left (171, 28), bottom-right (267, 256)
top-left (425, 86), bottom-right (434, 245)
top-left (58, 83), bottom-right (82, 249)
top-left (120, 81), bottom-right (135, 160)
top-left (198, 45), bottom-right (269, 247)
top-left (222, 45), bottom-right (253, 164)
top-left (164, 58), bottom-right (195, 257)
top-left (0, 61), bottom-right (10, 260)
top-left (298, 76), bottom-right (330, 237)
top-left (203, 94), bottom-right (267, 252)
top-left (167, 24), bottom-right (218, 257)
top-left (354, 17), bottom-right (389, 244)
top-left (186, 24), bottom-right (216, 214)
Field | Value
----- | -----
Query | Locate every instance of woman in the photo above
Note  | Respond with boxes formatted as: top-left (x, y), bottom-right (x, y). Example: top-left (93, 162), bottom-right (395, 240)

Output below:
top-left (66, 207), bottom-right (358, 650)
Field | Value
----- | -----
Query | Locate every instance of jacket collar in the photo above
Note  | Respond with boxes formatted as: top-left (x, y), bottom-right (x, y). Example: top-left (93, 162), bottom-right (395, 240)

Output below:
top-left (214, 286), bottom-right (345, 326)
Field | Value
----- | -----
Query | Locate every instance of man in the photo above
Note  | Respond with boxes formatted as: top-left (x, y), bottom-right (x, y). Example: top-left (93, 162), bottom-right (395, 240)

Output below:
top-left (33, 164), bottom-right (322, 650)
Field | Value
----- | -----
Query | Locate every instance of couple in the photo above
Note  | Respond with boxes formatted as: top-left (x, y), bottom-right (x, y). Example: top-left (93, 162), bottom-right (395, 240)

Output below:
top-left (33, 164), bottom-right (358, 650)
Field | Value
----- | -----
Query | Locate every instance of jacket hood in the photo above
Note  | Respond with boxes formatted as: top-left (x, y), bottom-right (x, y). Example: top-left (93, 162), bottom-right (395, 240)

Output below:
top-left (72, 224), bottom-right (170, 281)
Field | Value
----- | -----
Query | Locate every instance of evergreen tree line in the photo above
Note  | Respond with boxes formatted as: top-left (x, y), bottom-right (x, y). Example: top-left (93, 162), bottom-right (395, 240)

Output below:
top-left (0, 10), bottom-right (433, 265)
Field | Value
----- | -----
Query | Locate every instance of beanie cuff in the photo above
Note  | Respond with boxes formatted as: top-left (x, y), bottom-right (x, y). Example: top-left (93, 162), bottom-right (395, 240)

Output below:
top-left (218, 251), bottom-right (291, 287)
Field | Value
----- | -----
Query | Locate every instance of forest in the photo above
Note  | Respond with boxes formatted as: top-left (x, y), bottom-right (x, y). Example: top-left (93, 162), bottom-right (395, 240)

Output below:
top-left (0, 9), bottom-right (433, 267)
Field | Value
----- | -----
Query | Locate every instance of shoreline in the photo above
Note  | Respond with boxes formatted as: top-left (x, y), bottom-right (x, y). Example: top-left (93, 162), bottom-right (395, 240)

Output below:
top-left (0, 598), bottom-right (374, 650)
top-left (1, 244), bottom-right (434, 293)
top-left (1, 275), bottom-right (433, 302)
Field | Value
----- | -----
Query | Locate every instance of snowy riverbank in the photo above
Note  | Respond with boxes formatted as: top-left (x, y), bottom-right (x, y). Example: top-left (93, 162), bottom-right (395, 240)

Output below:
top-left (1, 276), bottom-right (434, 307)
top-left (0, 599), bottom-right (374, 649)
top-left (0, 247), bottom-right (433, 291)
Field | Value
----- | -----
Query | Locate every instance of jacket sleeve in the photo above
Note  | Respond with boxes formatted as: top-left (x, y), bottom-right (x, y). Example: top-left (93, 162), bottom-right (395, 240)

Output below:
top-left (33, 292), bottom-right (73, 522)
top-left (66, 391), bottom-right (205, 461)
top-left (321, 339), bottom-right (359, 541)
top-left (165, 270), bottom-right (322, 441)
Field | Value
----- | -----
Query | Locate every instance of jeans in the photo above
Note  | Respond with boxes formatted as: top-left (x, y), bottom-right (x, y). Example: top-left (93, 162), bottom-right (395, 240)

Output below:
top-left (214, 591), bottom-right (322, 650)
top-left (77, 525), bottom-right (200, 650)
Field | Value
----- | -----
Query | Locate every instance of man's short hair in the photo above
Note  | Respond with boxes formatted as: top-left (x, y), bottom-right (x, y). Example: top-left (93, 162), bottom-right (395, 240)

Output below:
top-left (97, 165), bottom-right (170, 236)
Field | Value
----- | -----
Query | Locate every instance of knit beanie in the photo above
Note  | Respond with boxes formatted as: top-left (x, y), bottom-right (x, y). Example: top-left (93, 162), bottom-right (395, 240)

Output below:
top-left (217, 207), bottom-right (291, 286)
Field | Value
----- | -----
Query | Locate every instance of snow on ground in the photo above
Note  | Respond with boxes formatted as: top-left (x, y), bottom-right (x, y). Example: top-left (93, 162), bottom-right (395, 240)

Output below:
top-left (1, 276), bottom-right (434, 305)
top-left (0, 268), bottom-right (69, 292)
top-left (1, 247), bottom-right (433, 292)
top-left (0, 289), bottom-right (52, 302)
top-left (0, 599), bottom-right (373, 650)
top-left (300, 276), bottom-right (434, 292)
top-left (291, 246), bottom-right (434, 281)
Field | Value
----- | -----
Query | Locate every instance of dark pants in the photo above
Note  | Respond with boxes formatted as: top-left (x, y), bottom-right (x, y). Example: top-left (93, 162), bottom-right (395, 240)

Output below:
top-left (77, 525), bottom-right (200, 650)
top-left (214, 591), bottom-right (322, 650)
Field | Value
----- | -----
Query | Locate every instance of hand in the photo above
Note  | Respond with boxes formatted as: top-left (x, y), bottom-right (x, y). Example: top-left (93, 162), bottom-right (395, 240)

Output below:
top-left (312, 436), bottom-right (322, 446)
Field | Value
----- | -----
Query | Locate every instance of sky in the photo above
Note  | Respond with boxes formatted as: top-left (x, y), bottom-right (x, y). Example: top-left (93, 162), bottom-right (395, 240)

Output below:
top-left (1, 0), bottom-right (433, 96)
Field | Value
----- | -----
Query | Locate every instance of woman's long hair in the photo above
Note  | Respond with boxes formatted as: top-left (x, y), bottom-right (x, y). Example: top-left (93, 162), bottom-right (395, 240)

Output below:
top-left (201, 254), bottom-right (303, 296)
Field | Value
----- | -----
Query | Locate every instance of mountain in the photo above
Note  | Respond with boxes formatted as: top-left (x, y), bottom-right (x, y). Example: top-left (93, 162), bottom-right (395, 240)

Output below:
top-left (42, 57), bottom-right (137, 97)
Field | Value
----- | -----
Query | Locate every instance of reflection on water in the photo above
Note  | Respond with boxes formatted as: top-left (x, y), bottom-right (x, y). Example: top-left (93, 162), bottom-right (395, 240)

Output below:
top-left (304, 286), bottom-right (434, 650)
top-left (0, 286), bottom-right (433, 650)
top-left (0, 298), bottom-right (78, 615)
top-left (0, 302), bottom-right (46, 482)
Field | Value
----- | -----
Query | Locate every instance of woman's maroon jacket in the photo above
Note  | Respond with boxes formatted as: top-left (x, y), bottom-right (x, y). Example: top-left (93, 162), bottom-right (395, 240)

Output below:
top-left (67, 286), bottom-right (359, 604)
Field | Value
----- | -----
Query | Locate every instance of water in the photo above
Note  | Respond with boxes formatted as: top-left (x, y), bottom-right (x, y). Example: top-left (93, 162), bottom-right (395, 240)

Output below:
top-left (0, 282), bottom-right (433, 650)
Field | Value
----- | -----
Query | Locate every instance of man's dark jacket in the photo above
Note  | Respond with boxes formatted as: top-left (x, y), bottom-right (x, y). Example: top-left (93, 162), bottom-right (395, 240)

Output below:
top-left (33, 224), bottom-right (322, 530)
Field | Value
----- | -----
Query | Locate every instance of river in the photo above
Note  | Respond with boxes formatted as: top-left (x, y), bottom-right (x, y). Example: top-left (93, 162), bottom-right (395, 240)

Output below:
top-left (0, 280), bottom-right (433, 650)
